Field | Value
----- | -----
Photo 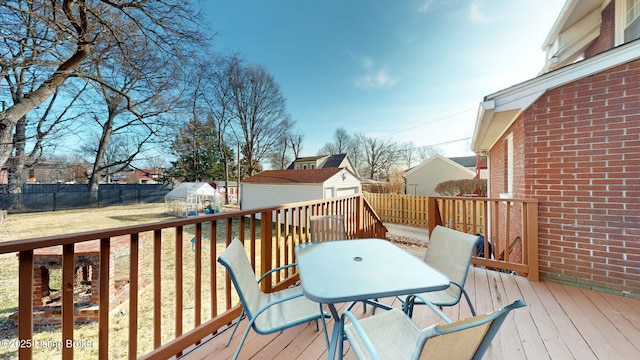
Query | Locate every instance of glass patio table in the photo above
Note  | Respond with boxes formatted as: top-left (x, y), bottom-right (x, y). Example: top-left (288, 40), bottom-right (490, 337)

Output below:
top-left (295, 238), bottom-right (449, 360)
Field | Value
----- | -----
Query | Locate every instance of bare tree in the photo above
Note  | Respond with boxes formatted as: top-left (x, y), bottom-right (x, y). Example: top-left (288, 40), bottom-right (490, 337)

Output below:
top-left (0, 0), bottom-right (206, 171)
top-left (228, 62), bottom-right (291, 178)
top-left (416, 144), bottom-right (441, 162)
top-left (78, 31), bottom-right (185, 202)
top-left (269, 136), bottom-right (290, 170)
top-left (288, 130), bottom-right (304, 159)
top-left (356, 134), bottom-right (399, 180)
top-left (318, 127), bottom-right (352, 155)
top-left (199, 55), bottom-right (239, 202)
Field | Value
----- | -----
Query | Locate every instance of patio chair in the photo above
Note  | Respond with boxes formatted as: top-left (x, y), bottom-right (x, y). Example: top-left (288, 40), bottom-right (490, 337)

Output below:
top-left (218, 238), bottom-right (329, 360)
top-left (398, 225), bottom-right (481, 317)
top-left (342, 297), bottom-right (527, 360)
top-left (309, 214), bottom-right (347, 241)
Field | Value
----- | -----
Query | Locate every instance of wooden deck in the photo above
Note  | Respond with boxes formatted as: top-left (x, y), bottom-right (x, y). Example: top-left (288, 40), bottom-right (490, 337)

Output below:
top-left (179, 267), bottom-right (640, 360)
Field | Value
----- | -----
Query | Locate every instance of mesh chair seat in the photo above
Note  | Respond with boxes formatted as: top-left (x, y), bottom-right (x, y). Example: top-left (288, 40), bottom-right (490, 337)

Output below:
top-left (253, 286), bottom-right (322, 333)
top-left (343, 299), bottom-right (527, 360)
top-left (345, 308), bottom-right (420, 360)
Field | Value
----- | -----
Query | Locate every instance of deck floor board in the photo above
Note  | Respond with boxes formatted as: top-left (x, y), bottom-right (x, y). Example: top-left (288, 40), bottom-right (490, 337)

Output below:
top-left (180, 267), bottom-right (640, 360)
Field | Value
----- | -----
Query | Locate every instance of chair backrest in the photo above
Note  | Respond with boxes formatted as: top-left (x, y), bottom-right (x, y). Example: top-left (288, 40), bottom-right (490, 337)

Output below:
top-left (217, 238), bottom-right (262, 318)
top-left (414, 299), bottom-right (527, 360)
top-left (423, 226), bottom-right (480, 293)
top-left (309, 215), bottom-right (347, 242)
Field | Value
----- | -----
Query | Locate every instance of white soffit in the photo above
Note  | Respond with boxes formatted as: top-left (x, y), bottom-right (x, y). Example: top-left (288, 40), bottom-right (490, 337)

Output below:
top-left (472, 40), bottom-right (640, 152)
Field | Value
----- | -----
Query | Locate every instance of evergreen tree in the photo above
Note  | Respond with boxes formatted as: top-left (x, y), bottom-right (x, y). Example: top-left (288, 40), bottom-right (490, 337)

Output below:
top-left (170, 117), bottom-right (231, 182)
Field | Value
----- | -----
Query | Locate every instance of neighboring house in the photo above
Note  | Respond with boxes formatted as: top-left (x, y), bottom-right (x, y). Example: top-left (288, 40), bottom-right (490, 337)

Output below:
top-left (287, 153), bottom-right (357, 175)
top-left (1, 159), bottom-right (87, 184)
top-left (135, 169), bottom-right (163, 184)
top-left (403, 154), bottom-right (475, 196)
top-left (240, 168), bottom-right (361, 210)
top-left (471, 0), bottom-right (640, 297)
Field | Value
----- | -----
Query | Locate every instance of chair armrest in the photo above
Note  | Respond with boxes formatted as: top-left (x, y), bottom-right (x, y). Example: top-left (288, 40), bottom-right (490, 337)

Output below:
top-left (257, 263), bottom-right (298, 284)
top-left (342, 310), bottom-right (381, 360)
top-left (252, 291), bottom-right (305, 319)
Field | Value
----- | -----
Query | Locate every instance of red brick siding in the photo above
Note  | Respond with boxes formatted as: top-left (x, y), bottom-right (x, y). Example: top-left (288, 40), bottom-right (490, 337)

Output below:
top-left (585, 1), bottom-right (615, 58)
top-left (489, 119), bottom-right (525, 256)
top-left (506, 59), bottom-right (640, 296)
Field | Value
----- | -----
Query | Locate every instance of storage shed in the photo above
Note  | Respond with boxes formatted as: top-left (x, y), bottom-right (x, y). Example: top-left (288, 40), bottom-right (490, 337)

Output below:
top-left (240, 168), bottom-right (361, 211)
top-left (404, 154), bottom-right (475, 196)
top-left (164, 182), bottom-right (218, 217)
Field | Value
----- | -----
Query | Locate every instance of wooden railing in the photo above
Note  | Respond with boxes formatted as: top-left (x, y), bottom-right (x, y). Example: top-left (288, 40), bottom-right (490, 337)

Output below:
top-left (0, 194), bottom-right (386, 360)
top-left (428, 196), bottom-right (539, 281)
top-left (363, 193), bottom-right (539, 281)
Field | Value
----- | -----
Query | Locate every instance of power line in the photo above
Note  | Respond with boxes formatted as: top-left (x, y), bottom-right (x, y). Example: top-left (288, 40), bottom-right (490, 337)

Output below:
top-left (376, 107), bottom-right (476, 139)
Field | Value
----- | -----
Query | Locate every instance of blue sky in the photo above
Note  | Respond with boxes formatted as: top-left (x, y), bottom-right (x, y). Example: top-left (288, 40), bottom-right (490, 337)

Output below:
top-left (202, 0), bottom-right (565, 158)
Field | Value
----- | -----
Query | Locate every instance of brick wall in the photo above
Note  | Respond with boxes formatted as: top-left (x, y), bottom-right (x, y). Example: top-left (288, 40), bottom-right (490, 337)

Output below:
top-left (504, 59), bottom-right (640, 297)
top-left (489, 116), bottom-right (525, 257)
top-left (585, 1), bottom-right (615, 58)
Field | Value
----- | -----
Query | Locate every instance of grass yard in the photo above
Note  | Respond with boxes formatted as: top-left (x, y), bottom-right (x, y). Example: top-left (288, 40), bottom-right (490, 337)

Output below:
top-left (0, 203), bottom-right (247, 359)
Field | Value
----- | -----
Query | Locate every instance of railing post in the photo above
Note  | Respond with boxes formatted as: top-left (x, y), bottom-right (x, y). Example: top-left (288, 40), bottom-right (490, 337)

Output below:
top-left (525, 201), bottom-right (540, 281)
top-left (356, 195), bottom-right (363, 238)
top-left (18, 250), bottom-right (33, 360)
top-left (62, 244), bottom-right (75, 359)
top-left (427, 196), bottom-right (442, 235)
top-left (261, 211), bottom-right (273, 292)
top-left (99, 238), bottom-right (111, 359)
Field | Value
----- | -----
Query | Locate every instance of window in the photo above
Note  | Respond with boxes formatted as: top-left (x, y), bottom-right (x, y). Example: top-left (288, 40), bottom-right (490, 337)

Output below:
top-left (501, 133), bottom-right (514, 198)
top-left (617, 0), bottom-right (640, 44)
top-left (625, 0), bottom-right (640, 41)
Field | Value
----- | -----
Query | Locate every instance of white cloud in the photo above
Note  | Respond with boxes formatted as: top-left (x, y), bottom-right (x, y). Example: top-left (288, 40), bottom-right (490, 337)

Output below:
top-left (417, 0), bottom-right (436, 13)
top-left (354, 67), bottom-right (399, 89)
top-left (350, 53), bottom-right (399, 90)
top-left (469, 0), bottom-right (491, 23)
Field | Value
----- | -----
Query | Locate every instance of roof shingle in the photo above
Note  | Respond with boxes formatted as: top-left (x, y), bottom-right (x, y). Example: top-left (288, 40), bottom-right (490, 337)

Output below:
top-left (243, 168), bottom-right (342, 184)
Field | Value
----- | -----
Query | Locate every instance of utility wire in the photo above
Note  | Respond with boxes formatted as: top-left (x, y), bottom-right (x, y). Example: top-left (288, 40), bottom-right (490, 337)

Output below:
top-left (376, 107), bottom-right (476, 139)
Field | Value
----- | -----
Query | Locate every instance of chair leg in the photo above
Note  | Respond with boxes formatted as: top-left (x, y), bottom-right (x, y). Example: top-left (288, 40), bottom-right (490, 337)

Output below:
top-left (231, 317), bottom-right (255, 360)
top-left (461, 289), bottom-right (476, 316)
top-left (225, 310), bottom-right (245, 347)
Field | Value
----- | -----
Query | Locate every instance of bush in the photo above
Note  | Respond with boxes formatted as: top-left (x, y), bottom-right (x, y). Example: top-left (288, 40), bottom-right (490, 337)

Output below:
top-left (434, 179), bottom-right (487, 197)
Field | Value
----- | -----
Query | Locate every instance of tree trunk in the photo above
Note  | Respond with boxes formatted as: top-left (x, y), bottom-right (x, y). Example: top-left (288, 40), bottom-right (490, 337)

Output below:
top-left (0, 42), bottom-right (90, 169)
top-left (87, 111), bottom-right (115, 204)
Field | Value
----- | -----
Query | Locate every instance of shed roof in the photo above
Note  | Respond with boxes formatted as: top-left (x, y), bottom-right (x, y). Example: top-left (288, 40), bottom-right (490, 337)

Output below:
top-left (243, 168), bottom-right (343, 184)
top-left (404, 154), bottom-right (475, 178)
top-left (165, 182), bottom-right (215, 198)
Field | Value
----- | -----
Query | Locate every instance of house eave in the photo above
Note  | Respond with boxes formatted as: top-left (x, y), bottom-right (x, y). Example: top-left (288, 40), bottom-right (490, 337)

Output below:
top-left (471, 40), bottom-right (640, 153)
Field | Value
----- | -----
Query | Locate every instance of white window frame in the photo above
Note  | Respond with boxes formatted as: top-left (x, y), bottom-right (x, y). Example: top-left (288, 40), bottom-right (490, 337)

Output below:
top-left (500, 133), bottom-right (514, 199)
top-left (615, 0), bottom-right (640, 45)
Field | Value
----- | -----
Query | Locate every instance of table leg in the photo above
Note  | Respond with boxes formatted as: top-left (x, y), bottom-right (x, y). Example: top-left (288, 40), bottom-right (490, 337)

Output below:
top-left (326, 304), bottom-right (343, 360)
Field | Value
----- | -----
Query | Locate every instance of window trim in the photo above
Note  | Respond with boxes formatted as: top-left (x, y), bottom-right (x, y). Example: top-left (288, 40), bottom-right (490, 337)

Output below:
top-left (615, 0), bottom-right (640, 45)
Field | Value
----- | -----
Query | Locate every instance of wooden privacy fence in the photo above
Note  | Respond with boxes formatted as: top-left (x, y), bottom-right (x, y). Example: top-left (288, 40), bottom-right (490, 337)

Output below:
top-left (0, 194), bottom-right (385, 360)
top-left (363, 193), bottom-right (429, 227)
